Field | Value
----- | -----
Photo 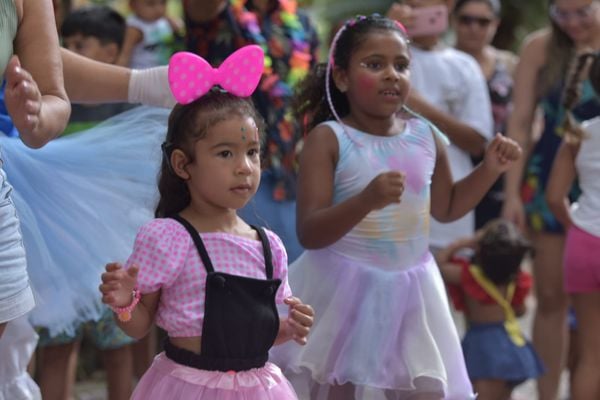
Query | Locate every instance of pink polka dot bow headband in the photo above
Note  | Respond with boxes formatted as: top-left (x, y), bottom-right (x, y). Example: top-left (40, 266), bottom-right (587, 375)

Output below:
top-left (168, 45), bottom-right (265, 104)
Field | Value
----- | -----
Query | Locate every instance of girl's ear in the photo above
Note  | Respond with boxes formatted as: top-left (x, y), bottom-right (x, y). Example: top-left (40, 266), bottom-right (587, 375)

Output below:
top-left (332, 67), bottom-right (348, 93)
top-left (171, 149), bottom-right (190, 180)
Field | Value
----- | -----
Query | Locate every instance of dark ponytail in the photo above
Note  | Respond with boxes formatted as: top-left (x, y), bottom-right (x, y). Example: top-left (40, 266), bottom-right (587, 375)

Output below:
top-left (561, 52), bottom-right (596, 143)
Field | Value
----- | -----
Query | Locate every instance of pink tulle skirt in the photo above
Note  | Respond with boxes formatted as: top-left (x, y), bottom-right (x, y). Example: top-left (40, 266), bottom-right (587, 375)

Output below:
top-left (132, 353), bottom-right (298, 400)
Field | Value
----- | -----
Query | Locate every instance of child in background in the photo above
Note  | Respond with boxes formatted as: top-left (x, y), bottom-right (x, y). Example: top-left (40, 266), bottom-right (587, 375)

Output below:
top-left (270, 14), bottom-right (521, 400)
top-left (60, 5), bottom-right (134, 136)
top-left (117, 0), bottom-right (181, 68)
top-left (34, 6), bottom-right (136, 400)
top-left (546, 51), bottom-right (600, 400)
top-left (437, 219), bottom-right (544, 399)
top-left (100, 47), bottom-right (313, 399)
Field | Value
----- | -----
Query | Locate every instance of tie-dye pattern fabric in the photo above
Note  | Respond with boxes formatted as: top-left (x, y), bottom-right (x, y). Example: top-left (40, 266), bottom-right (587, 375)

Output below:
top-left (271, 119), bottom-right (475, 400)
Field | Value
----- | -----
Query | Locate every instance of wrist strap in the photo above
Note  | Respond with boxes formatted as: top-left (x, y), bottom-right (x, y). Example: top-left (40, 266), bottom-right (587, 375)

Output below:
top-left (110, 288), bottom-right (141, 322)
top-left (128, 67), bottom-right (176, 108)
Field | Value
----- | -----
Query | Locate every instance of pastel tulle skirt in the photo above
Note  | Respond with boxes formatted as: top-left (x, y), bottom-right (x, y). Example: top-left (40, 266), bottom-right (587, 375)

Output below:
top-left (0, 106), bottom-right (169, 336)
top-left (132, 352), bottom-right (298, 399)
top-left (270, 249), bottom-right (475, 400)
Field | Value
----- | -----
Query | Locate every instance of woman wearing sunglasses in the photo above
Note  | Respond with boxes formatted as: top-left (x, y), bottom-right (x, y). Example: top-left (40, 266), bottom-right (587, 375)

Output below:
top-left (501, 1), bottom-right (600, 399)
top-left (453, 0), bottom-right (517, 231)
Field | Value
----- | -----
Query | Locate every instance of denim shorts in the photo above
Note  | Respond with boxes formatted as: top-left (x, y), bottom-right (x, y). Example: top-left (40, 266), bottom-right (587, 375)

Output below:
top-left (0, 166), bottom-right (34, 323)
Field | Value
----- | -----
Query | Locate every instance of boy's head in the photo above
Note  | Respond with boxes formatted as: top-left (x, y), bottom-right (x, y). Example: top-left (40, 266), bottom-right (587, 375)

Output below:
top-left (475, 219), bottom-right (532, 285)
top-left (61, 6), bottom-right (126, 64)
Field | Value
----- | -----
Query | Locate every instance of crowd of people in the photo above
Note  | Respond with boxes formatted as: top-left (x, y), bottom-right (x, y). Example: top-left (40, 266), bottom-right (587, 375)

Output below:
top-left (1, 0), bottom-right (600, 400)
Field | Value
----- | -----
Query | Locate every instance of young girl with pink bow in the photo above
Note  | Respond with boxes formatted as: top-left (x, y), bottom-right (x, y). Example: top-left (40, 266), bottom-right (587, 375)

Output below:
top-left (99, 46), bottom-right (313, 400)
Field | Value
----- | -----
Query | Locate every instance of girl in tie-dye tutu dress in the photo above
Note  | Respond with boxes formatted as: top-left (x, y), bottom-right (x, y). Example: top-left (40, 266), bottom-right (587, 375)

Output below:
top-left (270, 15), bottom-right (522, 400)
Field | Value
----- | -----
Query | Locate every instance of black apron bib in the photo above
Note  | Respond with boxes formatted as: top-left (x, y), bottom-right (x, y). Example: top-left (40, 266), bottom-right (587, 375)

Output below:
top-left (164, 215), bottom-right (281, 372)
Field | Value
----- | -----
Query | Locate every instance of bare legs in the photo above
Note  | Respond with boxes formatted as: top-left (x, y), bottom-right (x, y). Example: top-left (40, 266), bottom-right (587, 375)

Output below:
top-left (472, 380), bottom-right (512, 400)
top-left (570, 292), bottom-right (600, 400)
top-left (531, 232), bottom-right (569, 400)
top-left (38, 341), bottom-right (80, 400)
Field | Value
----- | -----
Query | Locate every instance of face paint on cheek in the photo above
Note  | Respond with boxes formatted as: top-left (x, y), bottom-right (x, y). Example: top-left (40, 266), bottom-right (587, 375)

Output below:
top-left (356, 73), bottom-right (377, 93)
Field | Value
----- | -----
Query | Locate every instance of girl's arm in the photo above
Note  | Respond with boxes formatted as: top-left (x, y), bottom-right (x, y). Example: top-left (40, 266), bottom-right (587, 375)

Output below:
top-left (116, 26), bottom-right (143, 67)
top-left (434, 237), bottom-right (476, 285)
top-left (431, 133), bottom-right (521, 222)
top-left (296, 125), bottom-right (404, 249)
top-left (100, 263), bottom-right (160, 339)
top-left (545, 141), bottom-right (578, 229)
top-left (6, 0), bottom-right (70, 148)
top-left (502, 30), bottom-right (548, 231)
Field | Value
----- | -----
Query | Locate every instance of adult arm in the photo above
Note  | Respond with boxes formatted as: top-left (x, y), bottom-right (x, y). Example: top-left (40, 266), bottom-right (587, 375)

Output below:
top-left (8, 0), bottom-right (70, 148)
top-left (407, 92), bottom-right (487, 157)
top-left (545, 141), bottom-right (578, 229)
top-left (61, 48), bottom-right (174, 107)
top-left (502, 30), bottom-right (548, 231)
top-left (62, 48), bottom-right (130, 103)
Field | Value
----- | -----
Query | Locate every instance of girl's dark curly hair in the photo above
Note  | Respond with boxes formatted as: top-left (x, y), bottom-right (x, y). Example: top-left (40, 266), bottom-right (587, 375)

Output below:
top-left (293, 14), bottom-right (408, 132)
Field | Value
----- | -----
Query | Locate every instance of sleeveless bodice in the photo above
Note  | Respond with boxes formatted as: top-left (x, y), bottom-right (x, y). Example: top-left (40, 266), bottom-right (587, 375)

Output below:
top-left (322, 119), bottom-right (437, 269)
top-left (0, 0), bottom-right (17, 77)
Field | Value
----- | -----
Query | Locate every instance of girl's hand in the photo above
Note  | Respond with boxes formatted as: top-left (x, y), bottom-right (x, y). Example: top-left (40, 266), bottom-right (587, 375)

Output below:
top-left (283, 297), bottom-right (314, 345)
top-left (501, 194), bottom-right (527, 233)
top-left (360, 171), bottom-right (405, 210)
top-left (483, 134), bottom-right (522, 174)
top-left (99, 262), bottom-right (139, 307)
top-left (4, 56), bottom-right (43, 137)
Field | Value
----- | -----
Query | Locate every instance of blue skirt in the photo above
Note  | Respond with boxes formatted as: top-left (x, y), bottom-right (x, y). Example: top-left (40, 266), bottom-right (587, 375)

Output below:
top-left (0, 106), bottom-right (168, 335)
top-left (462, 322), bottom-right (544, 386)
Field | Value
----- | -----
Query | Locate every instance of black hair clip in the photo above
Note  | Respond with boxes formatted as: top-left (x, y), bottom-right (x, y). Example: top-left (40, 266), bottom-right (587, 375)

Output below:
top-left (161, 142), bottom-right (176, 174)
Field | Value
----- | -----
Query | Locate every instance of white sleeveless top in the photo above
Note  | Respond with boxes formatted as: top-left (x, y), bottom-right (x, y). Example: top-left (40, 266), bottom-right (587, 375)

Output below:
top-left (127, 15), bottom-right (173, 69)
top-left (571, 117), bottom-right (600, 237)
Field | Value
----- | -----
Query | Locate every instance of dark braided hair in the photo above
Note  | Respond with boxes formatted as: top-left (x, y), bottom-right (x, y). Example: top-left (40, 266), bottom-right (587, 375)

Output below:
top-left (293, 14), bottom-right (408, 132)
top-left (560, 52), bottom-right (598, 143)
top-left (155, 90), bottom-right (264, 218)
top-left (474, 219), bottom-right (533, 285)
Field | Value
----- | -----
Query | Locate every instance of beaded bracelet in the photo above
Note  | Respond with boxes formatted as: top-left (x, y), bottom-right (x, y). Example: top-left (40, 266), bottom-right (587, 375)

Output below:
top-left (110, 288), bottom-right (141, 322)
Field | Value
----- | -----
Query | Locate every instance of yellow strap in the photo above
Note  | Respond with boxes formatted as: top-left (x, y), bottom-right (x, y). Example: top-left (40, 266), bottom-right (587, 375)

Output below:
top-left (469, 265), bottom-right (526, 347)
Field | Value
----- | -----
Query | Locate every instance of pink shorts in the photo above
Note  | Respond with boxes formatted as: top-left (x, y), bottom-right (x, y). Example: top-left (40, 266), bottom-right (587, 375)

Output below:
top-left (564, 225), bottom-right (600, 294)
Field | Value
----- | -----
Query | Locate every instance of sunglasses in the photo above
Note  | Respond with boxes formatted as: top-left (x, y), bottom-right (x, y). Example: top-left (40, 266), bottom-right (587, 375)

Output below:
top-left (457, 14), bottom-right (494, 28)
top-left (550, 2), bottom-right (598, 24)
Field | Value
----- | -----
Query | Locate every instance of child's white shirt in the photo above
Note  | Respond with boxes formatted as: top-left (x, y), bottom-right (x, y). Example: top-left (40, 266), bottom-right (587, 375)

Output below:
top-left (409, 45), bottom-right (494, 248)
